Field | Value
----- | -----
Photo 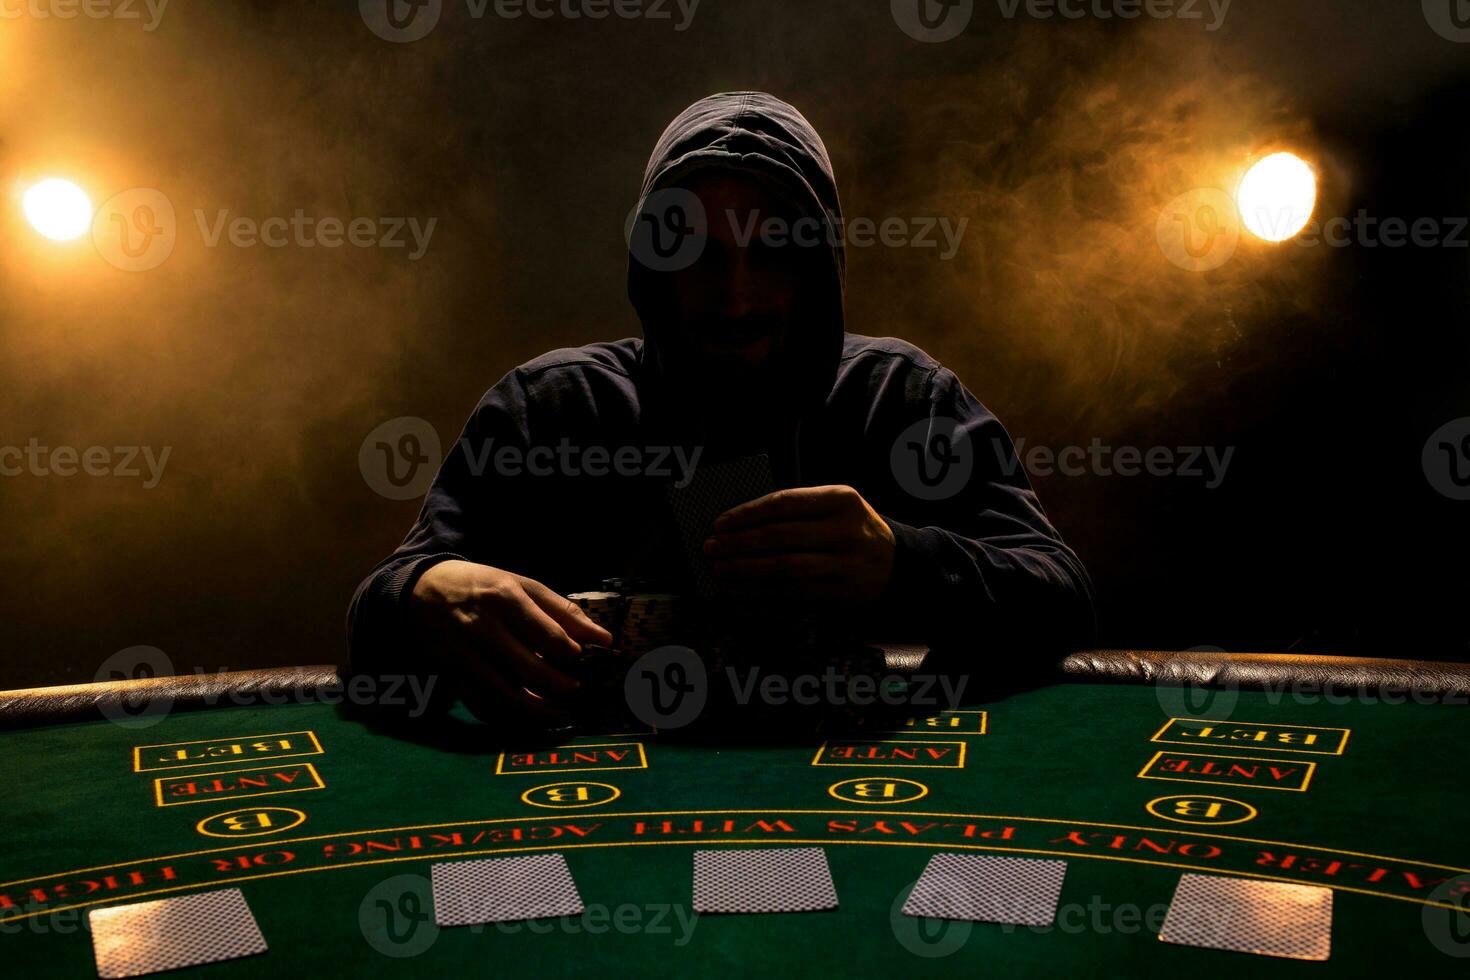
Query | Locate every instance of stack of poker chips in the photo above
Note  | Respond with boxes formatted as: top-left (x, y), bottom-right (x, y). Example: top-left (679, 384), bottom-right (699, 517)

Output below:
top-left (567, 586), bottom-right (693, 732)
top-left (568, 591), bottom-right (626, 639)
top-left (569, 590), bottom-right (687, 656)
top-left (619, 593), bottom-right (681, 656)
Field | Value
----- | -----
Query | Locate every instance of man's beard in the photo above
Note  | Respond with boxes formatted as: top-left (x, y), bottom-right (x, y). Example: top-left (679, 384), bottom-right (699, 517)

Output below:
top-left (675, 360), bottom-right (788, 443)
top-left (658, 317), bottom-right (797, 447)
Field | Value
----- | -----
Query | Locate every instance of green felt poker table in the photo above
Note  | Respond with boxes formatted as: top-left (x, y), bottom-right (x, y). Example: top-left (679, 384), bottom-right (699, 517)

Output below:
top-left (2, 649), bottom-right (1468, 976)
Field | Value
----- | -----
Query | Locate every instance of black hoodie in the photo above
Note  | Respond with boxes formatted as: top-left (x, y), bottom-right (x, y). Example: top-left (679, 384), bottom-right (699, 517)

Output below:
top-left (348, 92), bottom-right (1095, 678)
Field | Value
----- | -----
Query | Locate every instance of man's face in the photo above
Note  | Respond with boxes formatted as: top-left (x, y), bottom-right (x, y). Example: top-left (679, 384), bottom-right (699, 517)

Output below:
top-left (661, 172), bottom-right (807, 388)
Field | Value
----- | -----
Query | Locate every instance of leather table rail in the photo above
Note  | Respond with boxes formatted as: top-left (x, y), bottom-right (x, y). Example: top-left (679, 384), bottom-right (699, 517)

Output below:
top-left (0, 666), bottom-right (344, 731)
top-left (2, 651), bottom-right (1466, 730)
top-left (1060, 649), bottom-right (1470, 701)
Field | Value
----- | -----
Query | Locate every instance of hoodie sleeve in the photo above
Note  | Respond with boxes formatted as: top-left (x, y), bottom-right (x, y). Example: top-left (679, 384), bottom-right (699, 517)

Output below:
top-left (345, 371), bottom-right (533, 680)
top-left (877, 366), bottom-right (1096, 655)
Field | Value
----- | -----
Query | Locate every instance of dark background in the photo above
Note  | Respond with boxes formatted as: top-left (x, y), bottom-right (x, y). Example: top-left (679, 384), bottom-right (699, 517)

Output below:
top-left (1, 0), bottom-right (1466, 688)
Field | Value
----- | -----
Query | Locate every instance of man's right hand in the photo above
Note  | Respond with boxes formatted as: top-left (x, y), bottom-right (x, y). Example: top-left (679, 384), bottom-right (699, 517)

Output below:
top-left (408, 560), bottom-right (613, 726)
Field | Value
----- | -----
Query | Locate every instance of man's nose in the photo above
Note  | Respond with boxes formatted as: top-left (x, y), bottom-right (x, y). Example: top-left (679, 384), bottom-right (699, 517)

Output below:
top-left (712, 250), bottom-right (759, 319)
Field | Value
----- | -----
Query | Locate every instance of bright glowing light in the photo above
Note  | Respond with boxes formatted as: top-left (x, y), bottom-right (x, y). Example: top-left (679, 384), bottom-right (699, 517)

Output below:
top-left (1236, 152), bottom-right (1317, 243)
top-left (22, 178), bottom-right (94, 241)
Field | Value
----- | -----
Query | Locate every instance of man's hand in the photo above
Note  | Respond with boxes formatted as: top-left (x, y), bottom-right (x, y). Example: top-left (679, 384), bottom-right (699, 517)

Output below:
top-left (409, 560), bottom-right (613, 724)
top-left (704, 485), bottom-right (897, 601)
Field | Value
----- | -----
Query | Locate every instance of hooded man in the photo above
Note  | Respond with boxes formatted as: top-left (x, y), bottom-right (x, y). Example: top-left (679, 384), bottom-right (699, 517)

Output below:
top-left (348, 92), bottom-right (1094, 726)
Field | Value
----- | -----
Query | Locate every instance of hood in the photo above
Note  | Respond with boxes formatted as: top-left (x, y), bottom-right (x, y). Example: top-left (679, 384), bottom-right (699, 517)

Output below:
top-left (626, 91), bottom-right (846, 421)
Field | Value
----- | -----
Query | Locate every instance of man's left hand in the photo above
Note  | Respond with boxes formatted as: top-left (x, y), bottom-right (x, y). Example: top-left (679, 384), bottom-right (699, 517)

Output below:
top-left (704, 485), bottom-right (896, 601)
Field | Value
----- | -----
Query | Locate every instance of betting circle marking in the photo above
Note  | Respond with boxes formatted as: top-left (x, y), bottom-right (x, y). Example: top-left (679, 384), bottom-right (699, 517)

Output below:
top-left (828, 777), bottom-right (930, 805)
top-left (520, 781), bottom-right (623, 810)
top-left (196, 807), bottom-right (308, 838)
top-left (1146, 794), bottom-right (1258, 826)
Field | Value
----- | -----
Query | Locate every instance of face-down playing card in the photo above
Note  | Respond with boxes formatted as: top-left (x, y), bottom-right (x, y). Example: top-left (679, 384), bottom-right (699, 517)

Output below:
top-left (1159, 873), bottom-right (1333, 961)
top-left (692, 846), bottom-right (838, 914)
top-left (431, 853), bottom-right (585, 927)
top-left (667, 454), bottom-right (774, 595)
top-left (901, 853), bottom-right (1068, 927)
top-left (88, 888), bottom-right (267, 979)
